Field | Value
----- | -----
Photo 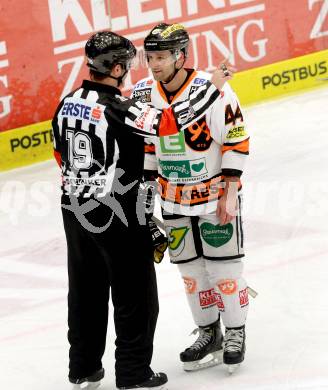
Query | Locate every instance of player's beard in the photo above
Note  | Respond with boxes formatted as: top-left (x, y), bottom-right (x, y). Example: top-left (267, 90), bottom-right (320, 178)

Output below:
top-left (151, 66), bottom-right (175, 82)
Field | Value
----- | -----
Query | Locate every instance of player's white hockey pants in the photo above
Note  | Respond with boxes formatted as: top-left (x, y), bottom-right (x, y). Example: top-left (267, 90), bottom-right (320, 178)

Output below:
top-left (163, 210), bottom-right (248, 328)
top-left (177, 258), bottom-right (248, 328)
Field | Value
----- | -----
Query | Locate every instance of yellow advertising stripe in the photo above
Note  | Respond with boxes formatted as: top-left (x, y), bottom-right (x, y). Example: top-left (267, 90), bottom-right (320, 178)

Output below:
top-left (0, 120), bottom-right (53, 172)
top-left (230, 49), bottom-right (328, 106)
top-left (0, 49), bottom-right (327, 172)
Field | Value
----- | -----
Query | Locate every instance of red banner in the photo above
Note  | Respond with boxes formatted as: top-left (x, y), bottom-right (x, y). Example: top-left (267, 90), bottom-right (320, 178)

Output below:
top-left (0, 0), bottom-right (327, 132)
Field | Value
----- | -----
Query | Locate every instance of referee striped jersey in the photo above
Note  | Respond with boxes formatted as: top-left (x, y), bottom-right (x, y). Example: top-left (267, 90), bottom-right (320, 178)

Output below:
top-left (52, 79), bottom-right (219, 198)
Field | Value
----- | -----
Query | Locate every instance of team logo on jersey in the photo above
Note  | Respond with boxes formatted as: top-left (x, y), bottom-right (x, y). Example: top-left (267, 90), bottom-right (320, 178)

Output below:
top-left (185, 117), bottom-right (213, 152)
top-left (217, 279), bottom-right (238, 295)
top-left (183, 276), bottom-right (197, 294)
top-left (167, 226), bottom-right (189, 257)
top-left (159, 158), bottom-right (208, 181)
top-left (200, 222), bottom-right (233, 248)
top-left (160, 132), bottom-right (185, 154)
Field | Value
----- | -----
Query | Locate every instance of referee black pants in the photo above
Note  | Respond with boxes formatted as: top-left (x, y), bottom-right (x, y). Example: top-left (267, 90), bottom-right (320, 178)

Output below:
top-left (61, 201), bottom-right (159, 387)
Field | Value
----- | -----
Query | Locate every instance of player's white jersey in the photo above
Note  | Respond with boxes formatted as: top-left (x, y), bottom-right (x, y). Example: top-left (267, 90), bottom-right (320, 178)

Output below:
top-left (132, 70), bottom-right (249, 215)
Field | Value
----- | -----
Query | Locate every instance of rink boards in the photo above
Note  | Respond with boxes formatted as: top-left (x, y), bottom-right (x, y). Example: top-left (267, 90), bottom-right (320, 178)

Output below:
top-left (0, 49), bottom-right (327, 172)
top-left (229, 48), bottom-right (328, 105)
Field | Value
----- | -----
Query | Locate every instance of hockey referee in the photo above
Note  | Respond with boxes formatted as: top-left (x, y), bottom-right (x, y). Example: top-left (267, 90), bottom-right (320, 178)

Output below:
top-left (52, 31), bottom-right (225, 390)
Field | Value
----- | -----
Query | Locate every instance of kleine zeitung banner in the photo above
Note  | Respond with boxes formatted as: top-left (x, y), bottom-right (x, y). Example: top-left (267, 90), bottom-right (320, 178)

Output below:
top-left (0, 0), bottom-right (327, 132)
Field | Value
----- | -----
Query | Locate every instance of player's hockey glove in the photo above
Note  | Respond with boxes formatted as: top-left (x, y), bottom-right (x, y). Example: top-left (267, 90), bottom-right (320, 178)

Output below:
top-left (148, 218), bottom-right (168, 264)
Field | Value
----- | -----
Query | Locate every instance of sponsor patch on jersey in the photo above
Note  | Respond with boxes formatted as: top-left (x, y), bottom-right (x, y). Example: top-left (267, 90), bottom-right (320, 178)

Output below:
top-left (239, 288), bottom-right (249, 307)
top-left (226, 125), bottom-right (246, 139)
top-left (160, 132), bottom-right (186, 154)
top-left (60, 98), bottom-right (105, 124)
top-left (133, 105), bottom-right (157, 131)
top-left (200, 222), bottom-right (233, 248)
top-left (216, 293), bottom-right (225, 310)
top-left (199, 288), bottom-right (217, 307)
top-left (134, 79), bottom-right (153, 90)
top-left (193, 77), bottom-right (207, 86)
top-left (159, 175), bottom-right (224, 206)
top-left (159, 157), bottom-right (208, 181)
top-left (132, 88), bottom-right (152, 103)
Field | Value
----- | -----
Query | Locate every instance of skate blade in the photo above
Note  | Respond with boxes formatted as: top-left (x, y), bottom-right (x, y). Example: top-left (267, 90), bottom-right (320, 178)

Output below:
top-left (116, 386), bottom-right (168, 390)
top-left (140, 387), bottom-right (167, 390)
top-left (72, 381), bottom-right (101, 389)
top-left (183, 350), bottom-right (223, 372)
top-left (226, 363), bottom-right (240, 375)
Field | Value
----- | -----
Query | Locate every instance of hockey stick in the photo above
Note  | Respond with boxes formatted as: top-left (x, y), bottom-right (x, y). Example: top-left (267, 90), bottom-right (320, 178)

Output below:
top-left (151, 216), bottom-right (258, 298)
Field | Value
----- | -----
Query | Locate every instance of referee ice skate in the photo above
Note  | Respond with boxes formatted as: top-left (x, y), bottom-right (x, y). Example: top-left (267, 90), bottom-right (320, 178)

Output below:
top-left (52, 31), bottom-right (223, 390)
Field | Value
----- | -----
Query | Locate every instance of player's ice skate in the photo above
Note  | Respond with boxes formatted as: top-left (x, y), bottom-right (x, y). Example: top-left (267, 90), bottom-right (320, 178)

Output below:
top-left (180, 319), bottom-right (223, 371)
top-left (70, 368), bottom-right (104, 390)
top-left (223, 326), bottom-right (246, 374)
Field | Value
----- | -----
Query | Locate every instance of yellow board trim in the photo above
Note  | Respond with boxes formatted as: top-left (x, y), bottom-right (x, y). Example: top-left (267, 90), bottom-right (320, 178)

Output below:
top-left (0, 120), bottom-right (53, 172)
top-left (0, 49), bottom-right (327, 172)
top-left (230, 49), bottom-right (328, 105)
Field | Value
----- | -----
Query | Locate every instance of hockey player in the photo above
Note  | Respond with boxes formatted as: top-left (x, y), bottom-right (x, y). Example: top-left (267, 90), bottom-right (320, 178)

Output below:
top-left (52, 31), bottom-right (227, 390)
top-left (132, 24), bottom-right (250, 373)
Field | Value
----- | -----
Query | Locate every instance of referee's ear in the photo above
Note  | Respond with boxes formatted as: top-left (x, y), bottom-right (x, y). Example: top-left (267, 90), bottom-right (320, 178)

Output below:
top-left (111, 63), bottom-right (124, 78)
